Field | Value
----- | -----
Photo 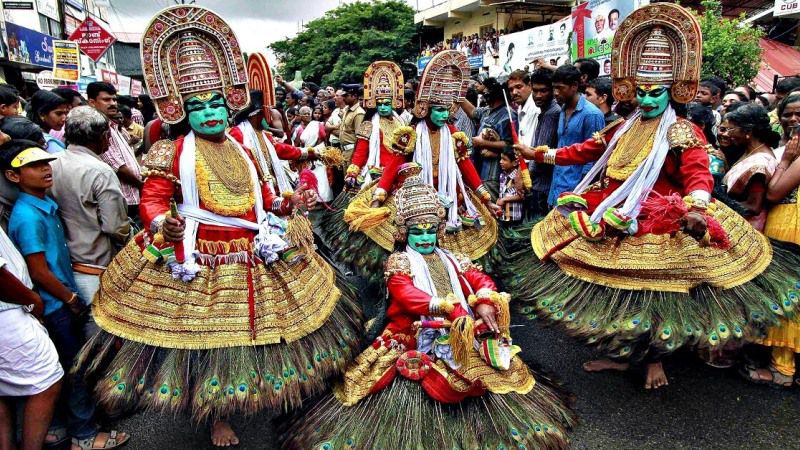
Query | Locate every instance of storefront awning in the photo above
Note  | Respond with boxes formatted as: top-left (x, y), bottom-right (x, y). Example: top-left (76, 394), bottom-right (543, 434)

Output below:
top-left (753, 38), bottom-right (800, 93)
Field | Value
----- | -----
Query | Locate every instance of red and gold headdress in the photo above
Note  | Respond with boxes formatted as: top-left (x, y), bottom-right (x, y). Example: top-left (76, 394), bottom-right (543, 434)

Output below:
top-left (248, 52), bottom-right (275, 108)
top-left (363, 61), bottom-right (404, 109)
top-left (413, 50), bottom-right (470, 118)
top-left (611, 3), bottom-right (702, 104)
top-left (141, 5), bottom-right (249, 124)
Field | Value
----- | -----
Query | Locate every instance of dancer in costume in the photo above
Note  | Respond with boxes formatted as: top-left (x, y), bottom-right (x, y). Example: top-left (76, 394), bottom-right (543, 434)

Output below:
top-left (321, 60), bottom-right (415, 286)
top-left (281, 163), bottom-right (574, 449)
top-left (74, 6), bottom-right (361, 446)
top-left (511, 3), bottom-right (800, 389)
top-left (232, 53), bottom-right (319, 202)
top-left (338, 51), bottom-right (499, 288)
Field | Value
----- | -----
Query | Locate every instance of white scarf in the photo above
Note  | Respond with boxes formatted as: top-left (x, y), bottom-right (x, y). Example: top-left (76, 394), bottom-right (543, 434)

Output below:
top-left (178, 131), bottom-right (264, 263)
top-left (406, 247), bottom-right (474, 368)
top-left (361, 112), bottom-right (405, 186)
top-left (299, 120), bottom-right (323, 147)
top-left (571, 106), bottom-right (676, 225)
top-left (414, 121), bottom-right (479, 229)
top-left (236, 121), bottom-right (293, 195)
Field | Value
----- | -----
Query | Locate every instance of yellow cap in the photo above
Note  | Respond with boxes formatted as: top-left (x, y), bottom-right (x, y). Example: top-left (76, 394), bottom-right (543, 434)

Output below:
top-left (10, 147), bottom-right (56, 168)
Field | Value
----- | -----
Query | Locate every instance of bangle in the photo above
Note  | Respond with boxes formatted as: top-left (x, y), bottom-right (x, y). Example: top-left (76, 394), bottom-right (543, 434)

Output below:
top-left (64, 293), bottom-right (78, 305)
top-left (543, 149), bottom-right (557, 165)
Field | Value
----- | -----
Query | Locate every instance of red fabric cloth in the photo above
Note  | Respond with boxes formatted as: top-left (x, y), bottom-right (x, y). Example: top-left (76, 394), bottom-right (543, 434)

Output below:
top-left (347, 133), bottom-right (409, 192)
top-left (534, 118), bottom-right (714, 223)
top-left (139, 135), bottom-right (284, 248)
top-left (384, 253), bottom-right (496, 345)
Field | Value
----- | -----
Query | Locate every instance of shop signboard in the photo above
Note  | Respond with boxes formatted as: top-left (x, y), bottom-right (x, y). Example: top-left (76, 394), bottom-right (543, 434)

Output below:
top-left (4, 21), bottom-right (54, 68)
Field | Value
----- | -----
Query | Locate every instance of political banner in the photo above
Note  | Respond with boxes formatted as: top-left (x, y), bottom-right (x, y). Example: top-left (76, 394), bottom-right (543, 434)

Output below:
top-left (52, 40), bottom-right (80, 81)
top-left (570, 0), bottom-right (649, 65)
top-left (498, 16), bottom-right (571, 73)
top-left (99, 68), bottom-right (119, 90)
top-left (117, 74), bottom-right (131, 96)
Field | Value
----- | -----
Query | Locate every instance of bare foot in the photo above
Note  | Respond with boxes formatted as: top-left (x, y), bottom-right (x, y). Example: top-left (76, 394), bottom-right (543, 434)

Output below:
top-left (211, 421), bottom-right (239, 447)
top-left (644, 362), bottom-right (668, 390)
top-left (582, 359), bottom-right (630, 373)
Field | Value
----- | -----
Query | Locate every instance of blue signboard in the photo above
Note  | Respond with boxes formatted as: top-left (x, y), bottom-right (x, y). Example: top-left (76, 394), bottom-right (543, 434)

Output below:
top-left (417, 56), bottom-right (432, 74)
top-left (4, 21), bottom-right (54, 68)
top-left (467, 55), bottom-right (484, 69)
top-left (418, 54), bottom-right (485, 74)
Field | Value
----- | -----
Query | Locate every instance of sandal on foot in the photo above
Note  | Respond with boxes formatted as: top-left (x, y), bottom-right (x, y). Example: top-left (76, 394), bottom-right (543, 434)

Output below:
top-left (45, 427), bottom-right (69, 447)
top-left (739, 364), bottom-right (793, 388)
top-left (72, 430), bottom-right (130, 450)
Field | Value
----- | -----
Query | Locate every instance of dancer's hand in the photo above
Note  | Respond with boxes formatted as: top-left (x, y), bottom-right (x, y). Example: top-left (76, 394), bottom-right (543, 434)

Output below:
top-left (474, 303), bottom-right (500, 334)
top-left (162, 215), bottom-right (186, 243)
top-left (682, 211), bottom-right (707, 241)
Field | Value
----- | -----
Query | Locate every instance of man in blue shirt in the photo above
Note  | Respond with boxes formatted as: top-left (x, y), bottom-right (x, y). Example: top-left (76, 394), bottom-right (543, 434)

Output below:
top-left (547, 64), bottom-right (606, 208)
top-left (3, 140), bottom-right (129, 450)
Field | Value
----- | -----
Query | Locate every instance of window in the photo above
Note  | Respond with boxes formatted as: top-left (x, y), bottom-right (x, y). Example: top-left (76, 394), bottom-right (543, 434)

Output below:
top-left (39, 14), bottom-right (62, 37)
top-left (479, 24), bottom-right (495, 37)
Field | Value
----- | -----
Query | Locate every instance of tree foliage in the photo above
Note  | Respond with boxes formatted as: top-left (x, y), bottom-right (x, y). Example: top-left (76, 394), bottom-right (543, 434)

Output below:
top-left (692, 0), bottom-right (763, 86)
top-left (270, 0), bottom-right (417, 85)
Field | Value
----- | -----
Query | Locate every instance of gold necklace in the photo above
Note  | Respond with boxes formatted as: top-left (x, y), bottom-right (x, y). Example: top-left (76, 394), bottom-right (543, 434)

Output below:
top-left (380, 116), bottom-right (400, 149)
top-left (422, 253), bottom-right (454, 297)
top-left (741, 143), bottom-right (767, 159)
top-left (607, 117), bottom-right (660, 181)
top-left (195, 138), bottom-right (253, 194)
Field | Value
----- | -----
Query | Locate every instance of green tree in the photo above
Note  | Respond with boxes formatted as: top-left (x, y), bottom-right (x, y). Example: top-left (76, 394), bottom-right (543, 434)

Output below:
top-left (693, 0), bottom-right (763, 86)
top-left (270, 0), bottom-right (418, 86)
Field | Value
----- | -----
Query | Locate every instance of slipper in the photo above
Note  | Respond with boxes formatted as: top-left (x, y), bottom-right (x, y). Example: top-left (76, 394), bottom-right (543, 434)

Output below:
top-left (739, 364), bottom-right (793, 388)
top-left (45, 427), bottom-right (69, 448)
top-left (72, 430), bottom-right (130, 450)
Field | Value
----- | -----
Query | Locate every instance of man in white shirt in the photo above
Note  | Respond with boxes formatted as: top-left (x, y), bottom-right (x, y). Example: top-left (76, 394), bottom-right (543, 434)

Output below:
top-left (508, 69), bottom-right (540, 148)
top-left (325, 89), bottom-right (346, 147)
top-left (0, 226), bottom-right (63, 450)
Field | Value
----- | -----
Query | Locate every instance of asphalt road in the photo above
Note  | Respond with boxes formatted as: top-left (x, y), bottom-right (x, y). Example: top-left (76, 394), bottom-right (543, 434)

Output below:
top-left (80, 230), bottom-right (800, 449)
top-left (97, 312), bottom-right (800, 450)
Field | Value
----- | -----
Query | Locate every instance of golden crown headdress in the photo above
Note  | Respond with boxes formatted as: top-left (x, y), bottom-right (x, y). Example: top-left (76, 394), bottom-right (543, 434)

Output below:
top-left (394, 163), bottom-right (445, 228)
top-left (413, 50), bottom-right (470, 118)
top-left (141, 5), bottom-right (249, 124)
top-left (611, 3), bottom-right (702, 104)
top-left (363, 61), bottom-right (404, 109)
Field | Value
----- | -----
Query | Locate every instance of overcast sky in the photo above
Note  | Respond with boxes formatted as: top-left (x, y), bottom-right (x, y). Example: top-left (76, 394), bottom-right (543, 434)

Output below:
top-left (106, 0), bottom-right (427, 61)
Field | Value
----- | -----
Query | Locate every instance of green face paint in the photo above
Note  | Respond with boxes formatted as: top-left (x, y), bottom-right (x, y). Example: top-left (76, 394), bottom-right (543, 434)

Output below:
top-left (430, 106), bottom-right (449, 128)
top-left (185, 92), bottom-right (229, 136)
top-left (636, 85), bottom-right (670, 120)
top-left (376, 99), bottom-right (393, 117)
top-left (408, 224), bottom-right (438, 255)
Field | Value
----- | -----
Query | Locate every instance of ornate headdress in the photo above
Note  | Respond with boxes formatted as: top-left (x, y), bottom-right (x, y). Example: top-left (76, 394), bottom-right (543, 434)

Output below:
top-left (248, 53), bottom-right (275, 108)
top-left (611, 3), bottom-right (702, 104)
top-left (413, 50), bottom-right (470, 118)
top-left (394, 163), bottom-right (446, 230)
top-left (363, 61), bottom-right (404, 109)
top-left (141, 5), bottom-right (249, 124)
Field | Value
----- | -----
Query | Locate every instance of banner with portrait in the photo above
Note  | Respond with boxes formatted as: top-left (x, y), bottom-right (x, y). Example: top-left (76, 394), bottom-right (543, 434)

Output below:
top-left (498, 16), bottom-right (571, 74)
top-left (570, 0), bottom-right (649, 75)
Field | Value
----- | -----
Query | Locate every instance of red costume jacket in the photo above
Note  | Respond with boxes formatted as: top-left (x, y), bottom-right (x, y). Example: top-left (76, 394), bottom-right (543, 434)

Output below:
top-left (378, 123), bottom-right (484, 195)
top-left (533, 118), bottom-right (713, 214)
top-left (140, 134), bottom-right (291, 248)
top-left (351, 122), bottom-right (409, 192)
top-left (381, 251), bottom-right (495, 348)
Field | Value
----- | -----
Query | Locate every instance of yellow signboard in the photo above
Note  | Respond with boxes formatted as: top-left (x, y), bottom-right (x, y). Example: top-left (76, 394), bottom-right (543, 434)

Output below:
top-left (52, 40), bottom-right (80, 82)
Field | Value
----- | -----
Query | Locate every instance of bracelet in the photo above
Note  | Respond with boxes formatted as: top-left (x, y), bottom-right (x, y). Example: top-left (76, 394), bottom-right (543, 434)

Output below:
top-left (372, 188), bottom-right (387, 203)
top-left (64, 293), bottom-right (78, 305)
top-left (543, 149), bottom-right (557, 165)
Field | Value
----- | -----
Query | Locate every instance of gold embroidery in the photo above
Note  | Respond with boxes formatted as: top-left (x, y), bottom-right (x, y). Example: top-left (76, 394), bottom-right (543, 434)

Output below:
top-left (606, 117), bottom-right (660, 181)
top-left (379, 117), bottom-right (401, 151)
top-left (334, 344), bottom-right (403, 406)
top-left (143, 139), bottom-right (177, 172)
top-left (92, 236), bottom-right (342, 348)
top-left (531, 202), bottom-right (772, 292)
top-left (253, 132), bottom-right (275, 183)
top-left (195, 139), bottom-right (255, 216)
top-left (667, 119), bottom-right (703, 151)
top-left (384, 252), bottom-right (412, 278)
top-left (423, 253), bottom-right (454, 297)
top-left (430, 128), bottom-right (440, 180)
top-left (356, 120), bottom-right (373, 140)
